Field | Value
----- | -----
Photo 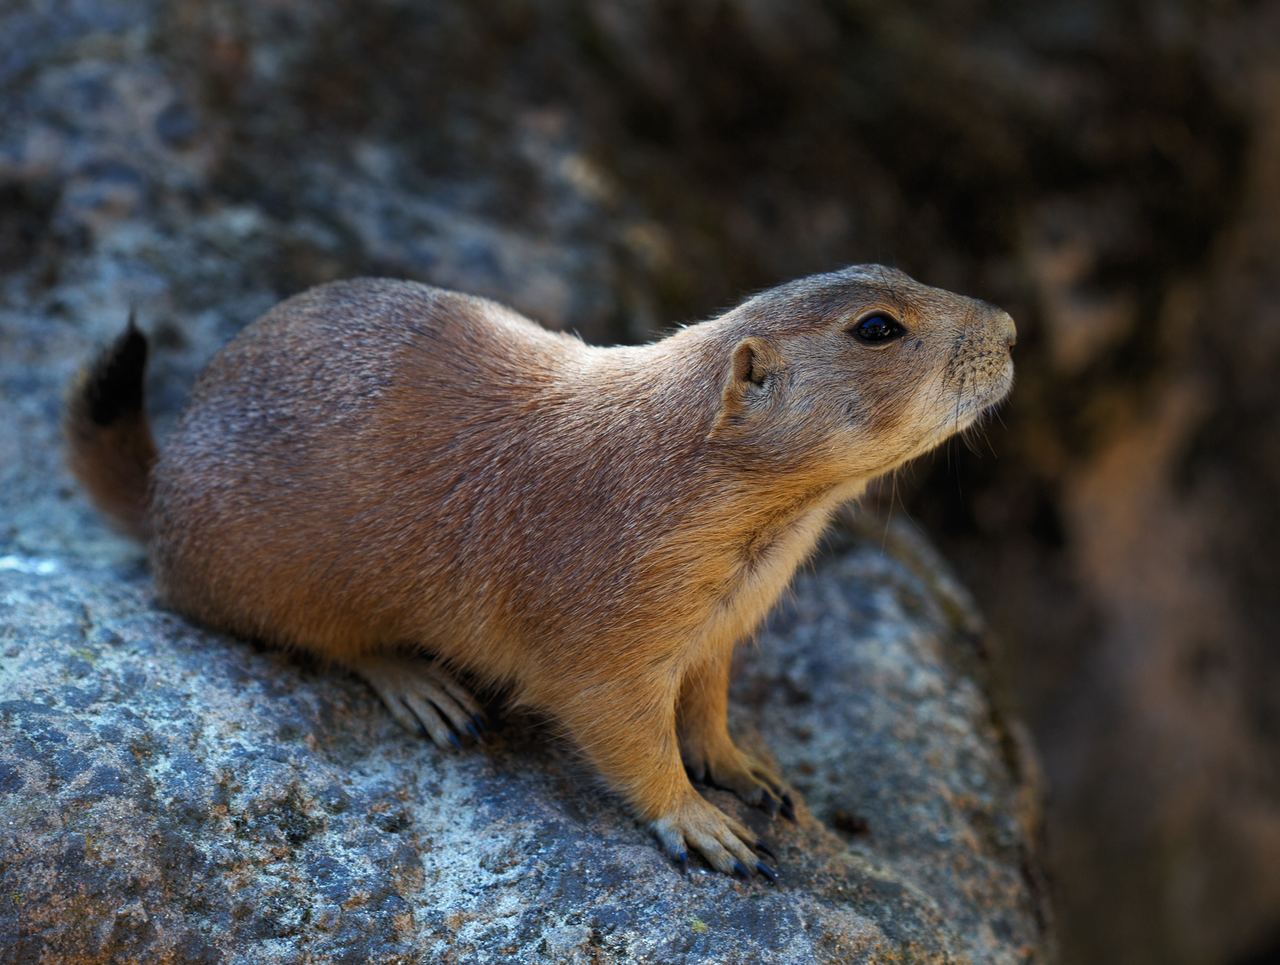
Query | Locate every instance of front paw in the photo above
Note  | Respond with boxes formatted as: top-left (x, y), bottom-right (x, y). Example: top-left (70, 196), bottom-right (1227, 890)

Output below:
top-left (684, 747), bottom-right (796, 823)
top-left (649, 792), bottom-right (779, 883)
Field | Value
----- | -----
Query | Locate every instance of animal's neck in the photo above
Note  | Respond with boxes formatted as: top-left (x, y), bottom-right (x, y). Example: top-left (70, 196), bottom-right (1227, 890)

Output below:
top-left (678, 480), bottom-right (864, 660)
top-left (578, 332), bottom-right (868, 579)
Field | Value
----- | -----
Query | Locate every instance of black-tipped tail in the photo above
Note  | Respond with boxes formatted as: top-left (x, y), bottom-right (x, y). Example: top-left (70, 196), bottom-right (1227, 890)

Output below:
top-left (64, 315), bottom-right (158, 542)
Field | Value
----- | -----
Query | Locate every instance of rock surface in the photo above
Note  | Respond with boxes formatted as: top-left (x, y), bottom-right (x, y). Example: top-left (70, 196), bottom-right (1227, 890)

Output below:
top-left (0, 517), bottom-right (1049, 964)
top-left (0, 1), bottom-right (1050, 961)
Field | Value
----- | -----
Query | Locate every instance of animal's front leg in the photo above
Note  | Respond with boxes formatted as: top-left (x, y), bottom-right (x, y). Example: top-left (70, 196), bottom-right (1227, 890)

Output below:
top-left (676, 647), bottom-right (795, 822)
top-left (557, 674), bottom-right (778, 881)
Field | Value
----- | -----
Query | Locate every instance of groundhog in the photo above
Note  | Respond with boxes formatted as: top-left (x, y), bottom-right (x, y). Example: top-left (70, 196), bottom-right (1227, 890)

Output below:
top-left (65, 266), bottom-right (1015, 882)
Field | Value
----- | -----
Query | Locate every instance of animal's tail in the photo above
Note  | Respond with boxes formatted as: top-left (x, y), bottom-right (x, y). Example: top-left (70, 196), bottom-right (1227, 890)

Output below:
top-left (64, 316), bottom-right (157, 542)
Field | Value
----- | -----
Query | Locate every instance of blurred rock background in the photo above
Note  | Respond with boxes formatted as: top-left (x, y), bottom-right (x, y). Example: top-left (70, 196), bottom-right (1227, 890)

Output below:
top-left (2, 0), bottom-right (1279, 962)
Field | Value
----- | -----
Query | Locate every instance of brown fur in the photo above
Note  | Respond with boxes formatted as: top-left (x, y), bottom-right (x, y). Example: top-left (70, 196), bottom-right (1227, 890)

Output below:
top-left (65, 266), bottom-right (1015, 878)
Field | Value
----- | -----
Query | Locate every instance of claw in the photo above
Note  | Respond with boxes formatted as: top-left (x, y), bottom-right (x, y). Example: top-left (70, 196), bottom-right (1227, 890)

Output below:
top-left (677, 851), bottom-right (690, 875)
top-left (471, 712), bottom-right (487, 737)
top-left (463, 720), bottom-right (484, 744)
top-left (760, 775), bottom-right (783, 796)
top-left (754, 839), bottom-right (777, 861)
top-left (447, 730), bottom-right (463, 750)
top-left (754, 861), bottom-right (778, 884)
top-left (780, 793), bottom-right (797, 824)
top-left (731, 860), bottom-right (753, 882)
top-left (763, 792), bottom-right (779, 819)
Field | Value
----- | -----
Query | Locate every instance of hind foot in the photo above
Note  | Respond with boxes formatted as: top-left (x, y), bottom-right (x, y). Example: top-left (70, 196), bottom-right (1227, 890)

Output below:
top-left (353, 655), bottom-right (485, 749)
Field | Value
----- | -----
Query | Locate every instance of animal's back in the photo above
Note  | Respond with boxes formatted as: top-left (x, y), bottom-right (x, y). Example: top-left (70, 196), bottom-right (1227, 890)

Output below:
top-left (150, 279), bottom-right (578, 667)
top-left (148, 278), bottom-right (718, 681)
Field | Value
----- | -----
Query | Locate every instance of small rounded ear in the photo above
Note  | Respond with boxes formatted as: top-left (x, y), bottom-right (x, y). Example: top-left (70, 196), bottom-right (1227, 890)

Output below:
top-left (731, 336), bottom-right (783, 387)
top-left (711, 336), bottom-right (783, 437)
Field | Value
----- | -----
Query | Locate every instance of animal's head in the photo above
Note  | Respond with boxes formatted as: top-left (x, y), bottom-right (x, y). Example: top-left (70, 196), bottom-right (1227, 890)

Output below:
top-left (708, 265), bottom-right (1015, 480)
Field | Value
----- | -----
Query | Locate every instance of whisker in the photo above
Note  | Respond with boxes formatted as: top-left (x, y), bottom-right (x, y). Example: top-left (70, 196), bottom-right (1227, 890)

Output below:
top-left (881, 468), bottom-right (897, 553)
top-left (983, 425), bottom-right (998, 459)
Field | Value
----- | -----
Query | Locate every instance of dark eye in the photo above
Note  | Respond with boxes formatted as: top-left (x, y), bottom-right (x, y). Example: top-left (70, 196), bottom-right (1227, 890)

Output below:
top-left (852, 314), bottom-right (905, 344)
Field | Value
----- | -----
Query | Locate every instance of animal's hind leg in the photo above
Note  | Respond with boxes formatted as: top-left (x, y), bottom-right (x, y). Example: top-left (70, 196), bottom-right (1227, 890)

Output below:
top-left (352, 655), bottom-right (485, 748)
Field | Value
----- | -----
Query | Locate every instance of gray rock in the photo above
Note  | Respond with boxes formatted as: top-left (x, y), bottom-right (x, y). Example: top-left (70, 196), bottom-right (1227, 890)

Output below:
top-left (0, 0), bottom-right (1052, 961)
top-left (0, 517), bottom-right (1049, 964)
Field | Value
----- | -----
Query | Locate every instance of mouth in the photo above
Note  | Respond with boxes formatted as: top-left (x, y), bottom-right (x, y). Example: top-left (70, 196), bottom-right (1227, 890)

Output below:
top-left (974, 359), bottom-right (1015, 411)
top-left (929, 355), bottom-right (1014, 439)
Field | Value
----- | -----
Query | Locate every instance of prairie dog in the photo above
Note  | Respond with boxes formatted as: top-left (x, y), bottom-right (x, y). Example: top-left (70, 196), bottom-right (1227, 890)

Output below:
top-left (66, 267), bottom-right (1015, 881)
